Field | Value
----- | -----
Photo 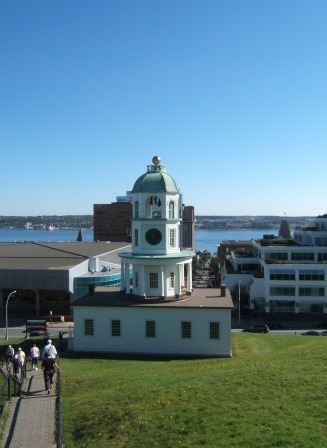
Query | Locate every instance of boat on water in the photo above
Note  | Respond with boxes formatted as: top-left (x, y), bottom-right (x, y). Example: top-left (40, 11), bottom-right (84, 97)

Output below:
top-left (48, 225), bottom-right (56, 231)
top-left (25, 222), bottom-right (34, 230)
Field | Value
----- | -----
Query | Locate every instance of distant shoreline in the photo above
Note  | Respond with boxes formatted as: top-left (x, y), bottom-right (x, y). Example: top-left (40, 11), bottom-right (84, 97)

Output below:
top-left (0, 214), bottom-right (314, 232)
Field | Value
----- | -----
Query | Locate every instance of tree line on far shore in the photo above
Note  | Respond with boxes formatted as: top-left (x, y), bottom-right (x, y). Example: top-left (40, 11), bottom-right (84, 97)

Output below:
top-left (0, 215), bottom-right (94, 229)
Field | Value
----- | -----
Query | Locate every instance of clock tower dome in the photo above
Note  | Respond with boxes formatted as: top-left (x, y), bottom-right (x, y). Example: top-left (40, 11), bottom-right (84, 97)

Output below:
top-left (119, 156), bottom-right (195, 299)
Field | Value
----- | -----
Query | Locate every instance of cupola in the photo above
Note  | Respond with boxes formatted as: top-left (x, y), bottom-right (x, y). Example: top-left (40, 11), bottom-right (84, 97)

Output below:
top-left (132, 156), bottom-right (179, 194)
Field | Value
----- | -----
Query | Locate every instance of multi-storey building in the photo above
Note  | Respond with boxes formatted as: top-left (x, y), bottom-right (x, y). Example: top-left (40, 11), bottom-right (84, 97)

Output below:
top-left (221, 215), bottom-right (327, 318)
top-left (218, 240), bottom-right (253, 285)
top-left (93, 202), bottom-right (132, 242)
top-left (180, 205), bottom-right (195, 249)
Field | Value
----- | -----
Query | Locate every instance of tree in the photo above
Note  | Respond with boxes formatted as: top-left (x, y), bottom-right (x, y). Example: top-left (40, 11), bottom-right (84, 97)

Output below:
top-left (192, 255), bottom-right (204, 278)
top-left (208, 256), bottom-right (219, 278)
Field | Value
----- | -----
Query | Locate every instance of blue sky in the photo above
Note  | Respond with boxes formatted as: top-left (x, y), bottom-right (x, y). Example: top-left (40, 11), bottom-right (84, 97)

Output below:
top-left (1, 0), bottom-right (326, 217)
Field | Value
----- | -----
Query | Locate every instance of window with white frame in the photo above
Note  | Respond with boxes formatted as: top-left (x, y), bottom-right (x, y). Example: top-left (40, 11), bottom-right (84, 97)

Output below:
top-left (84, 319), bottom-right (94, 336)
top-left (270, 270), bottom-right (295, 281)
top-left (181, 321), bottom-right (191, 338)
top-left (267, 252), bottom-right (288, 261)
top-left (299, 270), bottom-right (324, 281)
top-left (299, 287), bottom-right (324, 296)
top-left (146, 320), bottom-right (156, 337)
top-left (169, 200), bottom-right (175, 219)
top-left (170, 272), bottom-right (175, 288)
top-left (134, 201), bottom-right (139, 218)
top-left (111, 320), bottom-right (121, 336)
top-left (291, 252), bottom-right (314, 261)
top-left (149, 272), bottom-right (158, 288)
top-left (169, 228), bottom-right (175, 247)
top-left (270, 287), bottom-right (295, 296)
top-left (210, 322), bottom-right (220, 339)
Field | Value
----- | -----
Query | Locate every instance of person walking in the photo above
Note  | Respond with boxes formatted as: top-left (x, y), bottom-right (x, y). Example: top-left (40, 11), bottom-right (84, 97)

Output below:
top-left (41, 339), bottom-right (57, 360)
top-left (43, 331), bottom-right (50, 346)
top-left (30, 343), bottom-right (40, 370)
top-left (14, 347), bottom-right (26, 377)
top-left (41, 353), bottom-right (59, 394)
top-left (5, 345), bottom-right (14, 364)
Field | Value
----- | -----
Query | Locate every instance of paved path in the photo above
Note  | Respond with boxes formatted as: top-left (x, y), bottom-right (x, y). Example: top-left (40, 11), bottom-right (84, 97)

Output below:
top-left (0, 368), bottom-right (57, 448)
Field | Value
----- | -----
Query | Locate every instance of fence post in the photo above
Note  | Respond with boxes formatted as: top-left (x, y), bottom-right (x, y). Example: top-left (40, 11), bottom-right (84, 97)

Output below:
top-left (8, 377), bottom-right (11, 399)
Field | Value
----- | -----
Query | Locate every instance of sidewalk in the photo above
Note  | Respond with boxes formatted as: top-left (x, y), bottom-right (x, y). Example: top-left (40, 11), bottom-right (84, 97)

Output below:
top-left (0, 368), bottom-right (57, 448)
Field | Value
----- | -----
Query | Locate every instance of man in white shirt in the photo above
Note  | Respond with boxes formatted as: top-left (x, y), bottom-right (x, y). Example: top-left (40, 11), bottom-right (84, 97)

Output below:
top-left (16, 347), bottom-right (25, 366)
top-left (30, 343), bottom-right (40, 370)
top-left (41, 340), bottom-right (57, 360)
top-left (13, 347), bottom-right (26, 377)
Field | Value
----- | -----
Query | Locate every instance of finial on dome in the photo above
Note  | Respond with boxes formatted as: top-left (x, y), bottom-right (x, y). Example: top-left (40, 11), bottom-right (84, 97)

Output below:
top-left (152, 156), bottom-right (161, 165)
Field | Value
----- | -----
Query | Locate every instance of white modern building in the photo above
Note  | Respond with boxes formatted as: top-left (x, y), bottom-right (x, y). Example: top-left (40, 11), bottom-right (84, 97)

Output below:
top-left (221, 215), bottom-right (327, 317)
top-left (72, 156), bottom-right (233, 357)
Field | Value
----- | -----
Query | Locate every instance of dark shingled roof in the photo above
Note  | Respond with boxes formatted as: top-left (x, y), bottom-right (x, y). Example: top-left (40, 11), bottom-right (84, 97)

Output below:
top-left (0, 242), bottom-right (131, 270)
top-left (74, 287), bottom-right (234, 309)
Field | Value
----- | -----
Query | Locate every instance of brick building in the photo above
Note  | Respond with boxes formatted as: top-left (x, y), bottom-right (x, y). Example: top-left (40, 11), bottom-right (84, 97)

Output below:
top-left (93, 202), bottom-right (132, 242)
top-left (94, 201), bottom-right (195, 246)
top-left (181, 205), bottom-right (195, 249)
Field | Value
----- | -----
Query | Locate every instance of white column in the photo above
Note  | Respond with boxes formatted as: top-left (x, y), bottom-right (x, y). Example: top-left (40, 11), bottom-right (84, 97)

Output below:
top-left (120, 260), bottom-right (125, 292)
top-left (180, 264), bottom-right (184, 291)
top-left (160, 265), bottom-right (165, 297)
top-left (176, 264), bottom-right (182, 296)
top-left (187, 261), bottom-right (192, 292)
top-left (140, 265), bottom-right (145, 296)
top-left (125, 262), bottom-right (130, 294)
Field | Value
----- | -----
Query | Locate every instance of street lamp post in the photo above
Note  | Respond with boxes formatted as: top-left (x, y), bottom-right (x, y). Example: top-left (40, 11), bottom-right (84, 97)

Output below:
top-left (5, 290), bottom-right (17, 340)
top-left (238, 280), bottom-right (241, 324)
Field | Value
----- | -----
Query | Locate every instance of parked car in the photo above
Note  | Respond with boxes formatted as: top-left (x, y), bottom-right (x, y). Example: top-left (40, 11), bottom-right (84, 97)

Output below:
top-left (316, 321), bottom-right (327, 329)
top-left (243, 324), bottom-right (269, 333)
top-left (320, 330), bottom-right (327, 336)
top-left (266, 321), bottom-right (283, 330)
top-left (301, 331), bottom-right (321, 336)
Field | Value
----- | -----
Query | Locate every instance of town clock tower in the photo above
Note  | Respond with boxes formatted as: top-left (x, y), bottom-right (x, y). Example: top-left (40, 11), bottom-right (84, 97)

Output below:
top-left (119, 156), bottom-right (195, 298)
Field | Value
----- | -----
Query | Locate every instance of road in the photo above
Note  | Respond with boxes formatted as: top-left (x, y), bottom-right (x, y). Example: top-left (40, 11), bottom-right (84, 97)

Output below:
top-left (2, 325), bottom-right (324, 340)
top-left (232, 328), bottom-right (325, 336)
top-left (0, 324), bottom-right (73, 340)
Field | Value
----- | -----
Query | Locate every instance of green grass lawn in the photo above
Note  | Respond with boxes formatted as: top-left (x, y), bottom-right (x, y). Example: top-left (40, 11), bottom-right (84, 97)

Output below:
top-left (59, 334), bottom-right (327, 448)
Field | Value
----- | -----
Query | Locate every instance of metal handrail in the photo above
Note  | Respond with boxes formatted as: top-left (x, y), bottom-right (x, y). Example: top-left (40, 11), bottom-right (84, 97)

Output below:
top-left (0, 356), bottom-right (22, 401)
top-left (1, 354), bottom-right (63, 446)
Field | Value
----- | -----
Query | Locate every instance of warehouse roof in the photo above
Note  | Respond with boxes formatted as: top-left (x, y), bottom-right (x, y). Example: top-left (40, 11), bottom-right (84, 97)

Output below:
top-left (0, 242), bottom-right (131, 270)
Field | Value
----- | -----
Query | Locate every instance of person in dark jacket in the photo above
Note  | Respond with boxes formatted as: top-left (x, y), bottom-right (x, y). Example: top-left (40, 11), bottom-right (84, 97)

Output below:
top-left (41, 353), bottom-right (59, 394)
top-left (6, 345), bottom-right (14, 364)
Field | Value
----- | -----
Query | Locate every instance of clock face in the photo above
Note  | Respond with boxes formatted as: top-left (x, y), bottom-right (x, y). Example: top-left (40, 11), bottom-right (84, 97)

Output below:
top-left (145, 228), bottom-right (162, 245)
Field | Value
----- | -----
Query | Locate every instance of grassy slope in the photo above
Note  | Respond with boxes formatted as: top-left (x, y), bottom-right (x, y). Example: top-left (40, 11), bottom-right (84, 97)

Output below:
top-left (60, 334), bottom-right (327, 448)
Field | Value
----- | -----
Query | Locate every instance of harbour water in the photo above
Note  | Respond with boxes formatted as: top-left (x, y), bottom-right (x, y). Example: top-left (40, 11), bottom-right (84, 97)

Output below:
top-left (0, 228), bottom-right (279, 255)
top-left (194, 228), bottom-right (279, 254)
